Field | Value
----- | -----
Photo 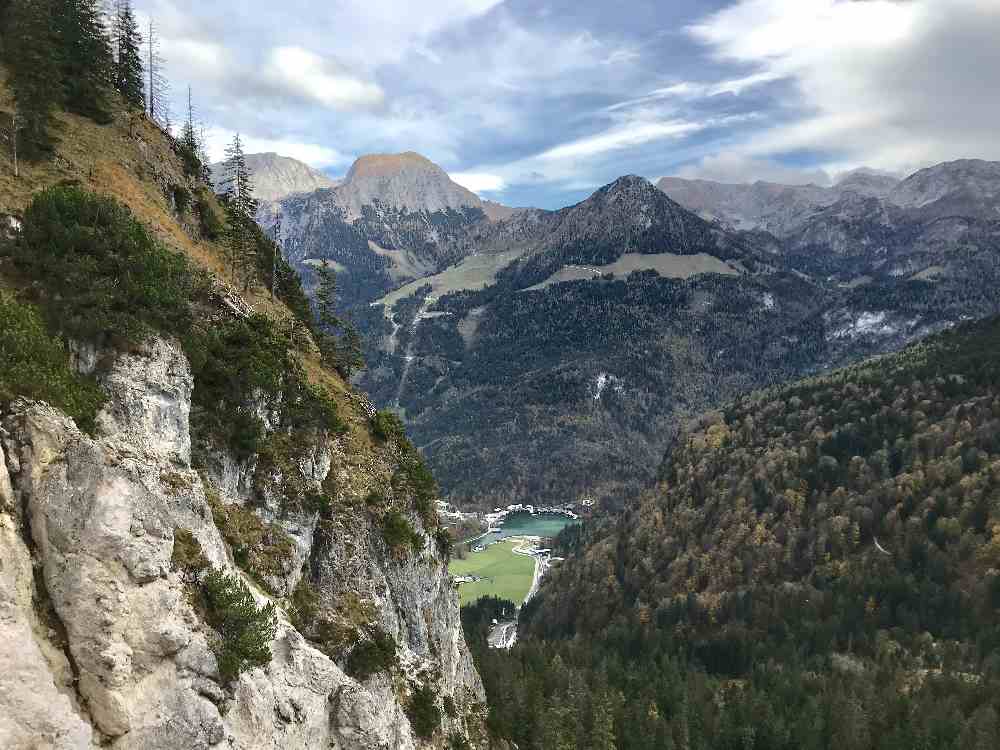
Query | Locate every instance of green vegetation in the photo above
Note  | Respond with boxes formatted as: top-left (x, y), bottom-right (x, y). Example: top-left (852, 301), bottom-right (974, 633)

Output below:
top-left (206, 490), bottom-right (295, 593)
top-left (406, 683), bottom-right (441, 739)
top-left (200, 569), bottom-right (277, 683)
top-left (0, 292), bottom-right (104, 431)
top-left (10, 185), bottom-right (206, 344)
top-left (382, 510), bottom-right (424, 555)
top-left (170, 530), bottom-right (276, 683)
top-left (371, 410), bottom-right (440, 526)
top-left (346, 626), bottom-right (397, 681)
top-left (449, 540), bottom-right (534, 606)
top-left (470, 316), bottom-right (1000, 749)
top-left (171, 528), bottom-right (209, 582)
top-left (287, 577), bottom-right (320, 632)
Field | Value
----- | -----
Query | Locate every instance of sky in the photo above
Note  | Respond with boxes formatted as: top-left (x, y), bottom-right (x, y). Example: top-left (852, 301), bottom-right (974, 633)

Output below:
top-left (137, 0), bottom-right (1000, 209)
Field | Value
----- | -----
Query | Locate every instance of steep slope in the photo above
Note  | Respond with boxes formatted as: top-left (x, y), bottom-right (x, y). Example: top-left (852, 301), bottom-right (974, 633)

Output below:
top-left (0, 76), bottom-right (486, 749)
top-left (470, 316), bottom-right (1000, 749)
top-left (211, 152), bottom-right (338, 202)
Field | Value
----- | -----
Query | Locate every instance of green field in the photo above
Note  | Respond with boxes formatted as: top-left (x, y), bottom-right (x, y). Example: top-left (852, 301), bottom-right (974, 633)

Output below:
top-left (449, 539), bottom-right (535, 606)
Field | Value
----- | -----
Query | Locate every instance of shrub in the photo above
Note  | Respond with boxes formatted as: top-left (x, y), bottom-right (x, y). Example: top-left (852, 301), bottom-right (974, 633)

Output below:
top-left (195, 188), bottom-right (225, 240)
top-left (288, 577), bottom-right (320, 632)
top-left (10, 186), bottom-right (206, 344)
top-left (171, 528), bottom-right (210, 581)
top-left (443, 695), bottom-right (458, 718)
top-left (406, 683), bottom-right (442, 739)
top-left (171, 184), bottom-right (192, 214)
top-left (206, 492), bottom-right (295, 592)
top-left (382, 511), bottom-right (423, 554)
top-left (371, 410), bottom-right (407, 442)
top-left (0, 293), bottom-right (105, 431)
top-left (199, 569), bottom-right (277, 683)
top-left (346, 627), bottom-right (397, 680)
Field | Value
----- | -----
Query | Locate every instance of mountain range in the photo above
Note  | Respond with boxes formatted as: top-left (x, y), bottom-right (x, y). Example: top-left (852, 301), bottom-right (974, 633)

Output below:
top-left (245, 151), bottom-right (1000, 510)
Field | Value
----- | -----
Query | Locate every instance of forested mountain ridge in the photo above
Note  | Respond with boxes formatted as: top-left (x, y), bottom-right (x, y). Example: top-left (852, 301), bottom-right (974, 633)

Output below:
top-left (357, 166), bottom-right (1000, 510)
top-left (466, 314), bottom-right (1000, 750)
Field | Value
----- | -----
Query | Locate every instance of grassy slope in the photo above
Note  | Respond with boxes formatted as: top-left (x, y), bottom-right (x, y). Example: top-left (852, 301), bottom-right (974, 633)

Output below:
top-left (0, 69), bottom-right (382, 450)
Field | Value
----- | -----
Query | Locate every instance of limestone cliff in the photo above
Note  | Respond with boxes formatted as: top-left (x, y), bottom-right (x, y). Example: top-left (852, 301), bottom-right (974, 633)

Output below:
top-left (0, 335), bottom-right (485, 749)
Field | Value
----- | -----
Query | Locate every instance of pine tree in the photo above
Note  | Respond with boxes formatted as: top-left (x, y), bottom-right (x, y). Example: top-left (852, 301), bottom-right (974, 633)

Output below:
top-left (315, 262), bottom-right (365, 378)
top-left (178, 86), bottom-right (204, 178)
top-left (221, 133), bottom-right (258, 290)
top-left (3, 0), bottom-right (61, 160)
top-left (53, 0), bottom-right (113, 122)
top-left (113, 0), bottom-right (143, 110)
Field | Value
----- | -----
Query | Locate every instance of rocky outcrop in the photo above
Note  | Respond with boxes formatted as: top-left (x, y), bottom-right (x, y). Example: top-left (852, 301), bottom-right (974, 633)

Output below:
top-left (210, 153), bottom-right (339, 203)
top-left (0, 337), bottom-right (484, 749)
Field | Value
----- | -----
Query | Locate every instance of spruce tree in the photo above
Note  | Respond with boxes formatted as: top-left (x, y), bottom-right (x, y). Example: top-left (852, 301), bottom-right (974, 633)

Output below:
top-left (113, 0), bottom-right (144, 110)
top-left (178, 86), bottom-right (205, 178)
top-left (3, 0), bottom-right (60, 160)
top-left (53, 0), bottom-right (113, 122)
top-left (221, 133), bottom-right (258, 290)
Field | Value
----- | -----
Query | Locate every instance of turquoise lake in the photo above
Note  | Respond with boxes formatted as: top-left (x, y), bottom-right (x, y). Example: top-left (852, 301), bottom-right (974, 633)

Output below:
top-left (478, 512), bottom-right (578, 545)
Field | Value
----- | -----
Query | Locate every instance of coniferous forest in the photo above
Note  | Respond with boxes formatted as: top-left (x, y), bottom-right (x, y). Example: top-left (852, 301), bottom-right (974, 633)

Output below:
top-left (467, 316), bottom-right (1000, 749)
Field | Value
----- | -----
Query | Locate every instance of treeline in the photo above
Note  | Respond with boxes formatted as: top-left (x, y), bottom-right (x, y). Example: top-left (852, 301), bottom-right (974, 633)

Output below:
top-left (466, 315), bottom-right (1000, 749)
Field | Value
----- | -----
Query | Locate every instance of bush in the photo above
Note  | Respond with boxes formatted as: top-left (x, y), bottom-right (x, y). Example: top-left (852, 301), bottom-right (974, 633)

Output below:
top-left (200, 569), bottom-right (277, 683)
top-left (406, 683), bottom-right (442, 739)
top-left (172, 184), bottom-right (192, 214)
top-left (11, 186), bottom-right (207, 344)
top-left (288, 577), bottom-right (320, 632)
top-left (346, 626), bottom-right (397, 680)
top-left (171, 528), bottom-right (210, 581)
top-left (0, 293), bottom-right (105, 431)
top-left (371, 410), bottom-right (407, 442)
top-left (206, 492), bottom-right (295, 592)
top-left (195, 188), bottom-right (225, 240)
top-left (382, 511), bottom-right (423, 554)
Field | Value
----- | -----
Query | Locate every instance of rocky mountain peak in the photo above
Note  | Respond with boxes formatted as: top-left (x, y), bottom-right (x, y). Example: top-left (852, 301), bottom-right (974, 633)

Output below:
top-left (336, 151), bottom-right (482, 218)
top-left (834, 167), bottom-right (900, 197)
top-left (210, 152), bottom-right (338, 202)
top-left (889, 158), bottom-right (1000, 212)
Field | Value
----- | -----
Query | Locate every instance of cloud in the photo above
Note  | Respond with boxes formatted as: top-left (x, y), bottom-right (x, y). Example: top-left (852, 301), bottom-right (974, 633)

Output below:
top-left (686, 0), bottom-right (1000, 174)
top-left (538, 120), bottom-right (702, 162)
top-left (203, 127), bottom-right (347, 169)
top-left (264, 47), bottom-right (384, 110)
top-left (450, 172), bottom-right (507, 194)
top-left (674, 152), bottom-right (832, 186)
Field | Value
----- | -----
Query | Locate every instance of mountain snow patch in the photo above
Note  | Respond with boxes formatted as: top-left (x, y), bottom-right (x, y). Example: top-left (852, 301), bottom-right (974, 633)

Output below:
top-left (593, 373), bottom-right (625, 400)
top-left (762, 293), bottom-right (775, 310)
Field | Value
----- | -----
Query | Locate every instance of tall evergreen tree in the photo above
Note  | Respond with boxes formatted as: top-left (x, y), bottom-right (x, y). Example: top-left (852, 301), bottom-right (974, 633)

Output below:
top-left (3, 0), bottom-right (61, 160)
top-left (177, 86), bottom-right (206, 179)
top-left (314, 264), bottom-right (365, 378)
top-left (53, 0), bottom-right (113, 122)
top-left (113, 0), bottom-right (143, 110)
top-left (221, 133), bottom-right (258, 290)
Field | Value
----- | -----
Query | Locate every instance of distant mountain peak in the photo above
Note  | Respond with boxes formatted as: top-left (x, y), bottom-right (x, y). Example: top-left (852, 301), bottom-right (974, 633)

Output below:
top-left (210, 152), bottom-right (337, 202)
top-left (336, 151), bottom-right (482, 217)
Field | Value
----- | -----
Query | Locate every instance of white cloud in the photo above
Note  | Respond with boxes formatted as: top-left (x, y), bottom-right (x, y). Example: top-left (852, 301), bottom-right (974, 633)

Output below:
top-left (203, 127), bottom-right (347, 168)
top-left (264, 46), bottom-right (384, 110)
top-left (450, 172), bottom-right (507, 194)
top-left (538, 120), bottom-right (702, 162)
top-left (686, 0), bottom-right (1000, 174)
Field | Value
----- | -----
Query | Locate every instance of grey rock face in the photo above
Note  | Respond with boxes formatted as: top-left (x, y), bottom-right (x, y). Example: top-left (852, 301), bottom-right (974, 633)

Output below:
top-left (0, 337), bottom-right (484, 749)
top-left (211, 153), bottom-right (338, 203)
